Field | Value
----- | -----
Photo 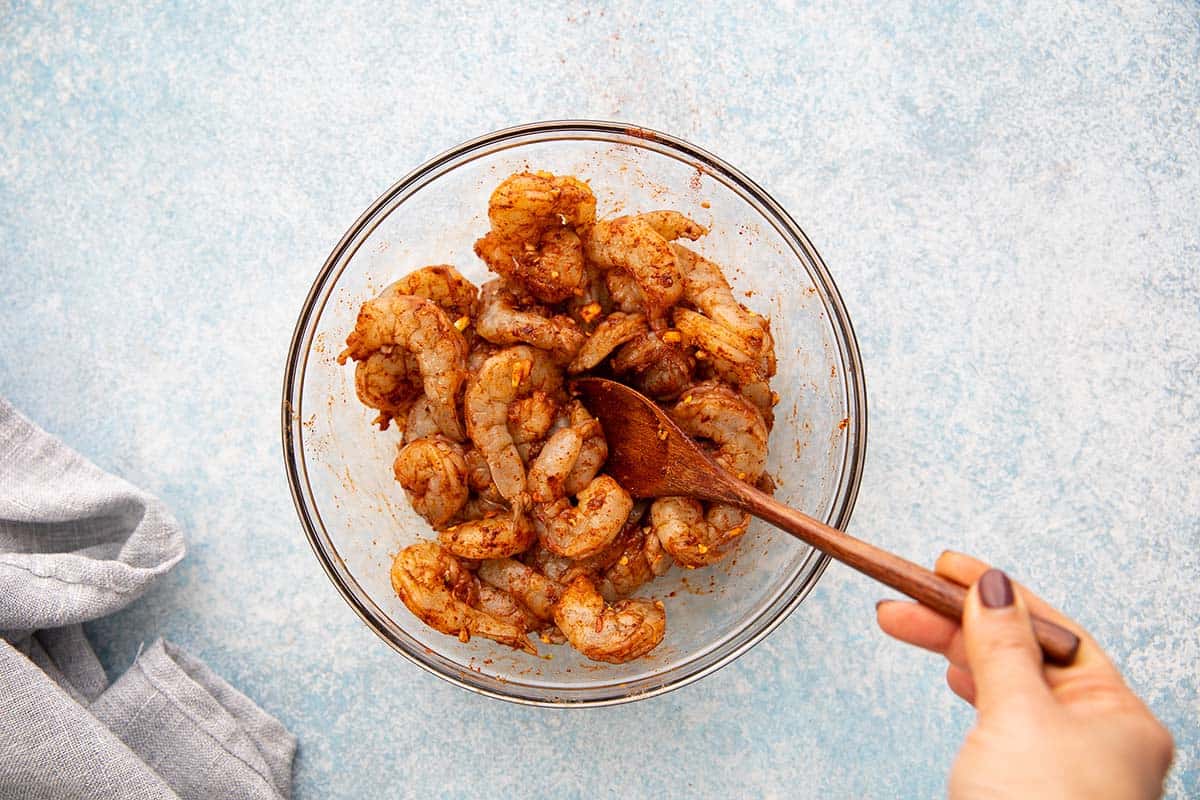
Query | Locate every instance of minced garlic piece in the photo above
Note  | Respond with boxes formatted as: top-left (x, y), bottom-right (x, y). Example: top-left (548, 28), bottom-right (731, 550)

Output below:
top-left (511, 360), bottom-right (532, 388)
top-left (579, 302), bottom-right (602, 323)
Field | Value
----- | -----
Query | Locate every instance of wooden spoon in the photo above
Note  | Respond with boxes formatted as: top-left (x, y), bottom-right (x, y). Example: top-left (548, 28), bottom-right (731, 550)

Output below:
top-left (574, 377), bottom-right (1079, 665)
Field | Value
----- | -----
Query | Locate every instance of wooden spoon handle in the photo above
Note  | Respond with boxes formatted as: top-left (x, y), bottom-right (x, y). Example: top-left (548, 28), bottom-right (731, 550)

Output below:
top-left (733, 483), bottom-right (1080, 665)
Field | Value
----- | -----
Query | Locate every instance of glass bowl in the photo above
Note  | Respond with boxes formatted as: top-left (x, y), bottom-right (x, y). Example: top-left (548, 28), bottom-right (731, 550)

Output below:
top-left (282, 121), bottom-right (867, 707)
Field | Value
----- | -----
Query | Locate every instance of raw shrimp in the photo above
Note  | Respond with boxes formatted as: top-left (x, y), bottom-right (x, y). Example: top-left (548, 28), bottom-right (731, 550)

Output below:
top-left (507, 390), bottom-right (559, 463)
top-left (457, 494), bottom-right (509, 523)
top-left (438, 511), bottom-right (536, 560)
top-left (475, 280), bottom-right (585, 364)
top-left (340, 293), bottom-right (468, 440)
top-left (561, 402), bottom-right (607, 495)
top-left (464, 345), bottom-right (563, 509)
top-left (558, 503), bottom-right (660, 599)
top-left (462, 446), bottom-right (504, 504)
top-left (390, 542), bottom-right (534, 654)
top-left (523, 542), bottom-right (589, 586)
top-left (477, 557), bottom-right (563, 621)
top-left (674, 307), bottom-right (775, 424)
top-left (611, 331), bottom-right (695, 400)
top-left (526, 424), bottom-right (583, 504)
top-left (583, 211), bottom-right (706, 318)
top-left (393, 436), bottom-right (470, 528)
top-left (553, 575), bottom-right (666, 663)
top-left (467, 340), bottom-right (500, 372)
top-left (600, 523), bottom-right (672, 600)
top-left (674, 245), bottom-right (773, 359)
top-left (383, 265), bottom-right (479, 323)
top-left (474, 228), bottom-right (587, 304)
top-left (525, 228), bottom-right (587, 303)
top-left (473, 172), bottom-right (595, 303)
top-left (604, 270), bottom-right (646, 315)
top-left (527, 404), bottom-right (608, 502)
top-left (567, 311), bottom-right (648, 374)
top-left (567, 262), bottom-right (613, 324)
top-left (649, 497), bottom-right (750, 568)
top-left (533, 475), bottom-right (633, 560)
top-left (671, 381), bottom-right (769, 481)
top-left (353, 351), bottom-right (423, 430)
top-left (476, 584), bottom-right (543, 633)
top-left (403, 396), bottom-right (440, 443)
top-left (486, 171), bottom-right (597, 241)
top-left (638, 210), bottom-right (709, 242)
top-left (672, 308), bottom-right (766, 384)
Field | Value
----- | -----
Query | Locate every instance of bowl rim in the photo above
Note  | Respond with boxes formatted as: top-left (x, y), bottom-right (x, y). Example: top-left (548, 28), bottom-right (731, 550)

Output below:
top-left (281, 119), bottom-right (868, 707)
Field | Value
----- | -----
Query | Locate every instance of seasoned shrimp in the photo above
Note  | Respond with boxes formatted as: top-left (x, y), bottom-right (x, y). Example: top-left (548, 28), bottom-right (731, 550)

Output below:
top-left (462, 446), bottom-right (504, 505)
top-left (526, 424), bottom-right (583, 503)
top-left (457, 493), bottom-right (509, 523)
top-left (600, 523), bottom-right (672, 600)
top-left (567, 262), bottom-right (613, 324)
top-left (567, 311), bottom-right (648, 374)
top-left (674, 244), bottom-right (774, 368)
top-left (674, 307), bottom-right (775, 424)
top-left (672, 308), bottom-right (765, 383)
top-left (390, 542), bottom-right (534, 654)
top-left (475, 280), bottom-right (585, 364)
top-left (638, 210), bottom-right (709, 242)
top-left (477, 557), bottom-right (563, 621)
top-left (353, 351), bottom-right (423, 430)
top-left (340, 292), bottom-right (468, 440)
top-left (523, 542), bottom-right (590, 586)
top-left (393, 436), bottom-right (470, 528)
top-left (649, 497), bottom-right (750, 568)
top-left (671, 381), bottom-right (769, 481)
top-left (486, 171), bottom-right (597, 240)
top-left (474, 172), bottom-right (595, 303)
top-left (476, 584), bottom-right (544, 633)
top-left (507, 390), bottom-right (559, 463)
top-left (402, 396), bottom-right (440, 443)
top-left (611, 331), bottom-right (695, 400)
top-left (384, 265), bottom-right (479, 323)
top-left (526, 228), bottom-right (587, 303)
top-left (553, 575), bottom-right (666, 663)
top-left (467, 340), bottom-right (500, 372)
top-left (474, 227), bottom-right (587, 304)
top-left (604, 269), bottom-right (646, 315)
top-left (534, 475), bottom-right (633, 560)
top-left (583, 211), bottom-right (706, 318)
top-left (439, 511), bottom-right (536, 560)
top-left (527, 403), bottom-right (608, 501)
top-left (561, 402), bottom-right (607, 495)
top-left (464, 345), bottom-right (563, 508)
top-left (347, 170), bottom-right (786, 663)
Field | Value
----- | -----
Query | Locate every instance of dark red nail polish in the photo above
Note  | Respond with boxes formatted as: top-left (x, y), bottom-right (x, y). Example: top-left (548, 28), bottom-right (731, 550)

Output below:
top-left (978, 569), bottom-right (1014, 609)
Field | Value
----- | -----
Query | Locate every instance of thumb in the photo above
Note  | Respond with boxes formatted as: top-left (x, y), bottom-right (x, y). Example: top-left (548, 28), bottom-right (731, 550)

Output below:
top-left (962, 568), bottom-right (1053, 716)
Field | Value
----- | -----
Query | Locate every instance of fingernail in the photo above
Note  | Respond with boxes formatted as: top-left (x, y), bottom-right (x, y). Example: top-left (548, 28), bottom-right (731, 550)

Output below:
top-left (978, 569), bottom-right (1014, 609)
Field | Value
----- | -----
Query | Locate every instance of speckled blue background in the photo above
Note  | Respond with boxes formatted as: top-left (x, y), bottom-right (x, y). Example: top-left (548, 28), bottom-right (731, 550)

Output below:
top-left (2, 2), bottom-right (1197, 797)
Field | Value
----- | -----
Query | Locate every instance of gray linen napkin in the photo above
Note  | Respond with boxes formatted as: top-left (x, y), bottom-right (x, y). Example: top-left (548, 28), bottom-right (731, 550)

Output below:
top-left (0, 398), bottom-right (296, 799)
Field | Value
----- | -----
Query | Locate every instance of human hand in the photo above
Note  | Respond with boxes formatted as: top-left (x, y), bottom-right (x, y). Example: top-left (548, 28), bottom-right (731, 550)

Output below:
top-left (876, 551), bottom-right (1173, 799)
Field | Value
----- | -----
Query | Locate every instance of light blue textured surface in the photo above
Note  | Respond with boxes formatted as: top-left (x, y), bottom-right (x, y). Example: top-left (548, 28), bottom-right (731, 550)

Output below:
top-left (2, 2), bottom-right (1197, 797)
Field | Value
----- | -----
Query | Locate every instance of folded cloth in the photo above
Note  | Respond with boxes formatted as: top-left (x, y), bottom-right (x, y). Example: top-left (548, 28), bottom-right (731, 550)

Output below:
top-left (0, 399), bottom-right (295, 799)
